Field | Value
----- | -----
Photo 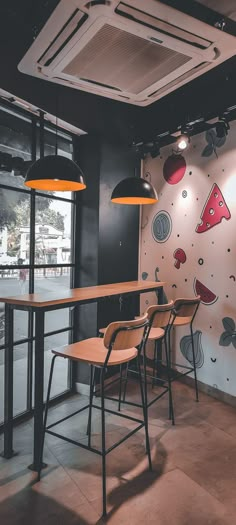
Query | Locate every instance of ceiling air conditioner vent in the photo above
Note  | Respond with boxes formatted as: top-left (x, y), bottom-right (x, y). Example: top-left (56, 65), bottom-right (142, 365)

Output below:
top-left (38, 9), bottom-right (88, 67)
top-left (148, 62), bottom-right (209, 98)
top-left (115, 2), bottom-right (212, 49)
top-left (18, 0), bottom-right (236, 106)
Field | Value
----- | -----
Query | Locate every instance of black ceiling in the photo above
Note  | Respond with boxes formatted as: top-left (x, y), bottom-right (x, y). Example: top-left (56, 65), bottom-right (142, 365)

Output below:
top-left (0, 0), bottom-right (236, 145)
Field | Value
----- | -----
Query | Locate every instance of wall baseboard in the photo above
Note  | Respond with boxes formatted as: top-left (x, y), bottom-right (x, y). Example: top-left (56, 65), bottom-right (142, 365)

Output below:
top-left (76, 370), bottom-right (236, 408)
top-left (179, 373), bottom-right (236, 409)
top-left (75, 382), bottom-right (90, 396)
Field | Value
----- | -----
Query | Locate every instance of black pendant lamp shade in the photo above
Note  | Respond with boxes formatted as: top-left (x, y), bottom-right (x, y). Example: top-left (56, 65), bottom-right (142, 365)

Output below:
top-left (111, 176), bottom-right (158, 204)
top-left (24, 155), bottom-right (86, 191)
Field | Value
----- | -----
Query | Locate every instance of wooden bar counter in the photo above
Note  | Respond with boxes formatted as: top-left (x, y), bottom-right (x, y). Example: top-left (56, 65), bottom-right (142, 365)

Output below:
top-left (0, 280), bottom-right (165, 470)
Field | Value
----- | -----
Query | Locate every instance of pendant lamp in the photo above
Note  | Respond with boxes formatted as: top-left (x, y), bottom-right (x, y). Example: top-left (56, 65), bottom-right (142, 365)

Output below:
top-left (24, 155), bottom-right (86, 191)
top-left (24, 109), bottom-right (86, 192)
top-left (111, 176), bottom-right (158, 205)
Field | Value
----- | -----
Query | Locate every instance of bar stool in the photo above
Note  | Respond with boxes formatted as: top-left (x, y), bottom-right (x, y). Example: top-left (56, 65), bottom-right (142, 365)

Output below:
top-left (99, 302), bottom-right (175, 424)
top-left (37, 315), bottom-right (152, 517)
top-left (168, 296), bottom-right (201, 401)
top-left (124, 302), bottom-right (175, 424)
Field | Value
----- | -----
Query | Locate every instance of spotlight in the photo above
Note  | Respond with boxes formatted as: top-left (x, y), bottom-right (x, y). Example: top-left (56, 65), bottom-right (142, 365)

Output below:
top-left (215, 119), bottom-right (230, 138)
top-left (177, 133), bottom-right (190, 151)
top-left (150, 141), bottom-right (160, 158)
top-left (132, 139), bottom-right (161, 159)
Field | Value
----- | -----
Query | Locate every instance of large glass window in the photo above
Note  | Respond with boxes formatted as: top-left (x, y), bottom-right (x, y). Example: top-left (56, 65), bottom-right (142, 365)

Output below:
top-left (0, 102), bottom-right (76, 425)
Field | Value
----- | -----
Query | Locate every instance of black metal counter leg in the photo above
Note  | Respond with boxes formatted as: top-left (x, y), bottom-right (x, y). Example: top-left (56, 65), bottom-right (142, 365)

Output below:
top-left (3, 304), bottom-right (14, 458)
top-left (101, 370), bottom-right (107, 517)
top-left (87, 365), bottom-right (94, 446)
top-left (29, 309), bottom-right (45, 471)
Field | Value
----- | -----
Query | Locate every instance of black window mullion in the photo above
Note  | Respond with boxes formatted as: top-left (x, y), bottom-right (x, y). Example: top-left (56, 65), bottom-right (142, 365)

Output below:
top-left (26, 115), bottom-right (36, 412)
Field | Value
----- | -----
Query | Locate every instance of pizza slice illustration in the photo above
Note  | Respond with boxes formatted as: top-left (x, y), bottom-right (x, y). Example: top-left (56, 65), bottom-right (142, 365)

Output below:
top-left (196, 183), bottom-right (231, 233)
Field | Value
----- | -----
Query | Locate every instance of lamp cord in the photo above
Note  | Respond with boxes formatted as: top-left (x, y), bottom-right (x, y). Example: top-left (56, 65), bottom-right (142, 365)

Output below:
top-left (55, 115), bottom-right (58, 155)
top-left (55, 91), bottom-right (58, 155)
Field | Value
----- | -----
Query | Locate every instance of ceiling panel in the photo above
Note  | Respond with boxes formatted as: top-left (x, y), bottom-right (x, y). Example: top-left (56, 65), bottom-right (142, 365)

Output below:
top-left (196, 0), bottom-right (236, 21)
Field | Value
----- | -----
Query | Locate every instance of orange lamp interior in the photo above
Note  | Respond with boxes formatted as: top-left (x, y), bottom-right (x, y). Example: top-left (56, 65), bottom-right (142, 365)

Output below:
top-left (24, 179), bottom-right (86, 191)
top-left (111, 196), bottom-right (158, 204)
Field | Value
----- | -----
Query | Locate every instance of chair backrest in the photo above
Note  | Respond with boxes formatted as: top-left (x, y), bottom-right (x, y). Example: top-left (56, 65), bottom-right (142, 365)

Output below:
top-left (173, 296), bottom-right (200, 320)
top-left (146, 301), bottom-right (174, 329)
top-left (104, 314), bottom-right (148, 351)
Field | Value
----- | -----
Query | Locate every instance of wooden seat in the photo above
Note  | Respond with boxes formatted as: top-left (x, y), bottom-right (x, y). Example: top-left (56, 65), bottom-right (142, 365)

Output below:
top-left (171, 315), bottom-right (192, 326)
top-left (52, 337), bottom-right (138, 366)
top-left (146, 303), bottom-right (173, 338)
top-left (169, 296), bottom-right (201, 402)
top-left (147, 327), bottom-right (165, 340)
top-left (120, 302), bottom-right (175, 424)
top-left (171, 297), bottom-right (201, 327)
top-left (99, 305), bottom-right (170, 340)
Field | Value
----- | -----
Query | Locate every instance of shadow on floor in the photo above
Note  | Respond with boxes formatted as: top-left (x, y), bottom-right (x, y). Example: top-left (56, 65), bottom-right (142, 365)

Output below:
top-left (0, 488), bottom-right (90, 525)
top-left (97, 438), bottom-right (168, 522)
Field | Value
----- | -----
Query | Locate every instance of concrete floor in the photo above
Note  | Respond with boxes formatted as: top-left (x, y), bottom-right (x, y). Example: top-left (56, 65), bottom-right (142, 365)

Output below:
top-left (0, 380), bottom-right (236, 524)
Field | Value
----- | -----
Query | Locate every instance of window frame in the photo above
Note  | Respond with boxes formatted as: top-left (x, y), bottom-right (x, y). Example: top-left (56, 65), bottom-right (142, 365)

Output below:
top-left (0, 99), bottom-right (77, 426)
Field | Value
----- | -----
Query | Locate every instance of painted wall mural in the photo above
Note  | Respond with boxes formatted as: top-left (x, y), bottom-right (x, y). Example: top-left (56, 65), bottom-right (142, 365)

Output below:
top-left (163, 153), bottom-right (186, 184)
top-left (193, 278), bottom-right (218, 305)
top-left (139, 122), bottom-right (236, 397)
top-left (173, 248), bottom-right (186, 269)
top-left (196, 183), bottom-right (231, 233)
top-left (201, 129), bottom-right (227, 158)
top-left (152, 210), bottom-right (172, 243)
top-left (219, 318), bottom-right (236, 349)
top-left (180, 330), bottom-right (204, 369)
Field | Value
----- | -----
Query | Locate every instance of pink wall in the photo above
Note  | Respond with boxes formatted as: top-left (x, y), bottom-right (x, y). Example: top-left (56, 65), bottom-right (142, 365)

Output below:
top-left (139, 124), bottom-right (236, 396)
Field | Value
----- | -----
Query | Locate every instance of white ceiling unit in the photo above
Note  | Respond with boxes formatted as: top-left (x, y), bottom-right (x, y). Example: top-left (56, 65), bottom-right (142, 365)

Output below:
top-left (18, 0), bottom-right (236, 106)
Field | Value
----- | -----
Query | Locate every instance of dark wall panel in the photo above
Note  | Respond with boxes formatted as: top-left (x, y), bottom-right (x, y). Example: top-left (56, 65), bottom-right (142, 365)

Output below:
top-left (98, 141), bottom-right (139, 284)
top-left (97, 141), bottom-right (140, 331)
top-left (74, 135), bottom-right (100, 384)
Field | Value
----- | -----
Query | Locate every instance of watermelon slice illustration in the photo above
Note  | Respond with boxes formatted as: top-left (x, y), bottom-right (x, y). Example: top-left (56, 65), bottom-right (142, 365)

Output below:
top-left (193, 278), bottom-right (218, 305)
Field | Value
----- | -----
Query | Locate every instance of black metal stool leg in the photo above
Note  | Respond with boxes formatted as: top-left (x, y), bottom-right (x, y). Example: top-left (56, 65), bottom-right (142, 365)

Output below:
top-left (164, 336), bottom-right (175, 425)
top-left (37, 355), bottom-right (57, 481)
top-left (168, 327), bottom-right (172, 371)
top-left (100, 370), bottom-right (107, 517)
top-left (122, 362), bottom-right (129, 403)
top-left (191, 325), bottom-right (199, 402)
top-left (152, 342), bottom-right (157, 389)
top-left (143, 346), bottom-right (152, 465)
top-left (137, 352), bottom-right (152, 471)
top-left (118, 364), bottom-right (123, 412)
top-left (87, 365), bottom-right (94, 446)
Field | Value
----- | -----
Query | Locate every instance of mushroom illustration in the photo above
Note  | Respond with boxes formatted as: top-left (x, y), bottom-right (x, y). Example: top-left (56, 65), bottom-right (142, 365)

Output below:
top-left (173, 248), bottom-right (186, 269)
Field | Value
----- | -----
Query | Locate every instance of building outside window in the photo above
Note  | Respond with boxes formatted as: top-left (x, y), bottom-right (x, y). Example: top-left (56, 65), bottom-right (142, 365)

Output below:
top-left (0, 100), bottom-right (77, 426)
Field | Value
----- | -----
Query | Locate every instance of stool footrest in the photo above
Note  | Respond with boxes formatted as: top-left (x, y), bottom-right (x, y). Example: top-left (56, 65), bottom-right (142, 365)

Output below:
top-left (46, 404), bottom-right (90, 430)
top-left (170, 368), bottom-right (194, 381)
top-left (91, 403), bottom-right (144, 424)
top-left (105, 424), bottom-right (144, 455)
top-left (170, 362), bottom-right (194, 372)
top-left (147, 387), bottom-right (169, 408)
top-left (103, 394), bottom-right (143, 409)
top-left (46, 422), bottom-right (144, 457)
top-left (46, 430), bottom-right (102, 455)
top-left (128, 367), bottom-right (167, 384)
